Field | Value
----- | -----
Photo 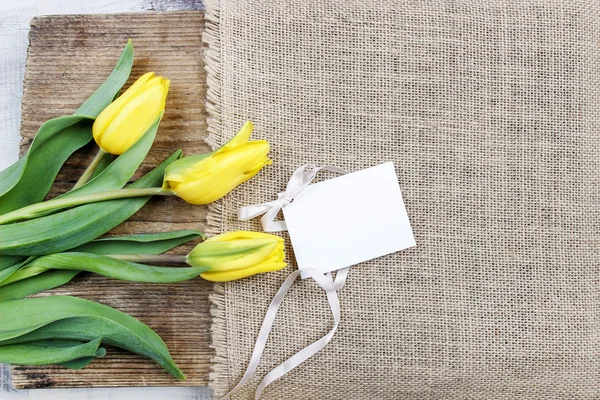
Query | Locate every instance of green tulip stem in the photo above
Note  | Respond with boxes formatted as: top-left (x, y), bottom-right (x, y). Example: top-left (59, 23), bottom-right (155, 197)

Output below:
top-left (73, 148), bottom-right (107, 189)
top-left (0, 187), bottom-right (175, 225)
top-left (108, 254), bottom-right (189, 264)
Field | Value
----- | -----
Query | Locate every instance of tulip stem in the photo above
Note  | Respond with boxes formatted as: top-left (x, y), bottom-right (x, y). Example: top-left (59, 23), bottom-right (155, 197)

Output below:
top-left (0, 187), bottom-right (175, 225)
top-left (108, 254), bottom-right (189, 264)
top-left (73, 148), bottom-right (108, 189)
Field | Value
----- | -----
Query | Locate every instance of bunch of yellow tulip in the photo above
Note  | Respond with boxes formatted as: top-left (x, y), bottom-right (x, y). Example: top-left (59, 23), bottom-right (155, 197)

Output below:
top-left (0, 39), bottom-right (287, 379)
top-left (0, 43), bottom-right (287, 284)
top-left (91, 78), bottom-right (285, 280)
top-left (91, 72), bottom-right (271, 205)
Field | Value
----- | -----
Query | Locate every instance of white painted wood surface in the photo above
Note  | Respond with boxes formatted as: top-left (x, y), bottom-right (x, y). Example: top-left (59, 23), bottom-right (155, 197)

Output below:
top-left (0, 0), bottom-right (212, 398)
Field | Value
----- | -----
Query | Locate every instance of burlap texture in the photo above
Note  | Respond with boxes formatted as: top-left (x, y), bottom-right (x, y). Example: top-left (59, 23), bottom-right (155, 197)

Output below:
top-left (203, 1), bottom-right (600, 398)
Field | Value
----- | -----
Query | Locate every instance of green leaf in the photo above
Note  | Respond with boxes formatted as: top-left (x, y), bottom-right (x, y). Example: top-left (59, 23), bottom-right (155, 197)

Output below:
top-left (0, 264), bottom-right (49, 287)
top-left (25, 253), bottom-right (208, 283)
top-left (0, 296), bottom-right (185, 379)
top-left (59, 115), bottom-right (161, 199)
top-left (90, 152), bottom-right (114, 180)
top-left (0, 117), bottom-right (94, 214)
top-left (0, 256), bottom-right (26, 271)
top-left (0, 270), bottom-right (79, 302)
top-left (72, 230), bottom-right (204, 255)
top-left (0, 151), bottom-right (182, 256)
top-left (0, 258), bottom-right (34, 285)
top-left (6, 116), bottom-right (162, 223)
top-left (0, 40), bottom-right (134, 214)
top-left (28, 338), bottom-right (107, 369)
top-left (0, 230), bottom-right (201, 295)
top-left (164, 152), bottom-right (212, 181)
top-left (58, 356), bottom-right (100, 370)
top-left (0, 337), bottom-right (104, 366)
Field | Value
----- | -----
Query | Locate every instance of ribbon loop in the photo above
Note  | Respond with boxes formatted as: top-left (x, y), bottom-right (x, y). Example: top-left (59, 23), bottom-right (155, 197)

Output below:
top-left (238, 165), bottom-right (347, 232)
top-left (222, 267), bottom-right (350, 400)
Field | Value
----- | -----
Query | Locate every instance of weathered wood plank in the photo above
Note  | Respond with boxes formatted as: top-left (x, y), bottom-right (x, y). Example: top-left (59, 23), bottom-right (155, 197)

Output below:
top-left (10, 11), bottom-right (213, 389)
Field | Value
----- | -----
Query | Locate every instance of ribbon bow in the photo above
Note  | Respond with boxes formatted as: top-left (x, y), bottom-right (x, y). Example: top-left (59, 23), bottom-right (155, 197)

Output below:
top-left (238, 165), bottom-right (348, 232)
top-left (225, 164), bottom-right (350, 399)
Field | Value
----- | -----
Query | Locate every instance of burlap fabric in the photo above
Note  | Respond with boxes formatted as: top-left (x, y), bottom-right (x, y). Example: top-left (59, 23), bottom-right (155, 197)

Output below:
top-left (203, 1), bottom-right (600, 398)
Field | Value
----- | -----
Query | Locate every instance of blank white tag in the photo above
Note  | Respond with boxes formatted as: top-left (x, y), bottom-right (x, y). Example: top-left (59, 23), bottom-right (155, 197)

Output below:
top-left (282, 162), bottom-right (415, 278)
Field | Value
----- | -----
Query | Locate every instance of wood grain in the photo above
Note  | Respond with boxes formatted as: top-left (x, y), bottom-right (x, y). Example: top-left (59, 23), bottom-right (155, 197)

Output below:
top-left (10, 11), bottom-right (213, 389)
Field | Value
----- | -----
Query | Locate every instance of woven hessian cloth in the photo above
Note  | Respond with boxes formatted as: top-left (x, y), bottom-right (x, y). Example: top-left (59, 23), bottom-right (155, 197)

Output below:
top-left (203, 1), bottom-right (600, 398)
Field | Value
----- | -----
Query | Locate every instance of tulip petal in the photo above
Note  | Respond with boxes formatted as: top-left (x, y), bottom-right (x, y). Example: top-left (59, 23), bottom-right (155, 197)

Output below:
top-left (219, 121), bottom-right (253, 153)
top-left (200, 261), bottom-right (287, 282)
top-left (205, 231), bottom-right (283, 243)
top-left (93, 72), bottom-right (155, 145)
top-left (167, 179), bottom-right (222, 205)
top-left (164, 153), bottom-right (216, 183)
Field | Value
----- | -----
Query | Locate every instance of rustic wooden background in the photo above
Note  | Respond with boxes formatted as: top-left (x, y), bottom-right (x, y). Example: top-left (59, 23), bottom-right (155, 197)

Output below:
top-left (10, 11), bottom-right (214, 390)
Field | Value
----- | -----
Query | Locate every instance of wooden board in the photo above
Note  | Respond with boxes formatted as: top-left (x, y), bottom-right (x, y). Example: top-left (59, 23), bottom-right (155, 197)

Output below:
top-left (10, 11), bottom-right (213, 389)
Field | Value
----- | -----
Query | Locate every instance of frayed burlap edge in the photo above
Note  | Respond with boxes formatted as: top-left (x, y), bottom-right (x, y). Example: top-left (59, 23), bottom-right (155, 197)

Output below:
top-left (203, 0), bottom-right (230, 397)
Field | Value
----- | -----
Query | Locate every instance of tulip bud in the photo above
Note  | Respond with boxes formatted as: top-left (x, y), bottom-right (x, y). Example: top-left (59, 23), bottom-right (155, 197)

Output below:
top-left (164, 121), bottom-right (271, 205)
top-left (93, 72), bottom-right (170, 155)
top-left (188, 231), bottom-right (286, 282)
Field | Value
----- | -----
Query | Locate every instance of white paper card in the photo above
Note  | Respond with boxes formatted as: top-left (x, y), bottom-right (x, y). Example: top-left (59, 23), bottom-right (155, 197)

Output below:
top-left (282, 162), bottom-right (415, 278)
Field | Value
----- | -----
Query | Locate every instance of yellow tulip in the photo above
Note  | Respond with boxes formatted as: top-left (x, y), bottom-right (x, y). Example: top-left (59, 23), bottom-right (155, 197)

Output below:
top-left (93, 72), bottom-right (170, 155)
top-left (187, 231), bottom-right (286, 282)
top-left (164, 121), bottom-right (271, 205)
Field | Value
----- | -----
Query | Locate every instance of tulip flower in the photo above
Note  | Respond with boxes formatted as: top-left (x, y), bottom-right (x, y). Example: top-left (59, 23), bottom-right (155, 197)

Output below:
top-left (0, 122), bottom-right (270, 226)
top-left (164, 121), bottom-right (272, 204)
top-left (92, 231), bottom-right (287, 282)
top-left (93, 72), bottom-right (170, 155)
top-left (189, 231), bottom-right (286, 282)
top-left (72, 72), bottom-right (170, 189)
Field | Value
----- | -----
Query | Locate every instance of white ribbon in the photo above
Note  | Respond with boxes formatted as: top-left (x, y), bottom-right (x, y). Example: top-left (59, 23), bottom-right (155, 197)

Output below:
top-left (226, 164), bottom-right (351, 398)
top-left (238, 165), bottom-right (348, 232)
top-left (222, 266), bottom-right (349, 400)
